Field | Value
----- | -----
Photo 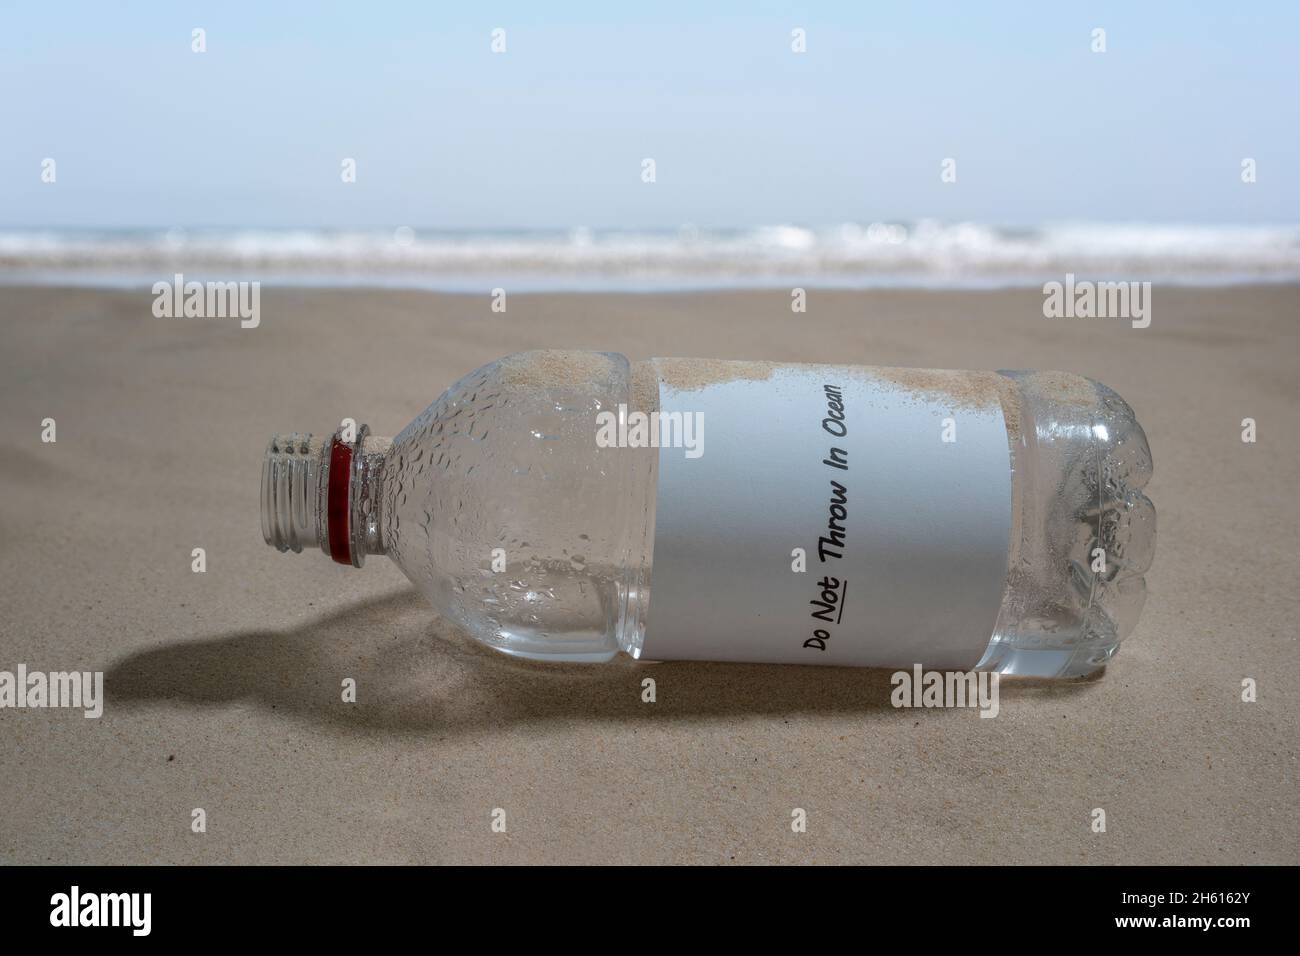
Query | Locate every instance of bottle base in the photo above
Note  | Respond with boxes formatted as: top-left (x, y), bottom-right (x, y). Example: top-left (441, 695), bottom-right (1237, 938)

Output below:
top-left (975, 639), bottom-right (1119, 678)
top-left (981, 371), bottom-right (1155, 679)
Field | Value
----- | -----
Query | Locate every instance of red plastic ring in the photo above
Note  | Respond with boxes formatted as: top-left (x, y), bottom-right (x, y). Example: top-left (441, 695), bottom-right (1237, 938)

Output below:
top-left (327, 435), bottom-right (353, 565)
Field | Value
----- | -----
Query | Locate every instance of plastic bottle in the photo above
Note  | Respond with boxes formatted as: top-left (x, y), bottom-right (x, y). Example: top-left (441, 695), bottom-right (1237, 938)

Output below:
top-left (261, 351), bottom-right (1154, 678)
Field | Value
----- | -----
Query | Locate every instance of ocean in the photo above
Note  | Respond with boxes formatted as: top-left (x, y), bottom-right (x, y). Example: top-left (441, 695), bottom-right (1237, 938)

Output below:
top-left (2, 222), bottom-right (1298, 291)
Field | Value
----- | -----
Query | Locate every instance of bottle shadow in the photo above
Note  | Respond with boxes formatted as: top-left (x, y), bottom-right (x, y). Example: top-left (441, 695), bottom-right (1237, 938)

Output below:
top-left (104, 588), bottom-right (1101, 737)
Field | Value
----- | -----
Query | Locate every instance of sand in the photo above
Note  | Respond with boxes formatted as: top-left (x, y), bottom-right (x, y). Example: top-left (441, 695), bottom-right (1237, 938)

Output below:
top-left (0, 283), bottom-right (1295, 865)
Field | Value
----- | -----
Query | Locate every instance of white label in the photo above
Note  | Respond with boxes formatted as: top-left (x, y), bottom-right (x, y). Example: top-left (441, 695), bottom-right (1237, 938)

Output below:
top-left (642, 363), bottom-right (1012, 668)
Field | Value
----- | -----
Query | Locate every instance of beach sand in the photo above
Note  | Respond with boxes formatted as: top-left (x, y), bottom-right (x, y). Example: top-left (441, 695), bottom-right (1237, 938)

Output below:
top-left (0, 283), bottom-right (1295, 865)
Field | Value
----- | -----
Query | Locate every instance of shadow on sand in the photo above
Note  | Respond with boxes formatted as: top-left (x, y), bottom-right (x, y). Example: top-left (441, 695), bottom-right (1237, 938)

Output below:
top-left (105, 587), bottom-right (1102, 737)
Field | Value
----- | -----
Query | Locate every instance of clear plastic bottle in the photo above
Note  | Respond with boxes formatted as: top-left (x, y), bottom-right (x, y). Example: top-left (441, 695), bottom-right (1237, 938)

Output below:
top-left (262, 351), bottom-right (1154, 678)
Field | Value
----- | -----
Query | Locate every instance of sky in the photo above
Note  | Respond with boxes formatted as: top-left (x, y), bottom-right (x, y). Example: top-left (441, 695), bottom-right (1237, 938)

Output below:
top-left (1, 1), bottom-right (1296, 229)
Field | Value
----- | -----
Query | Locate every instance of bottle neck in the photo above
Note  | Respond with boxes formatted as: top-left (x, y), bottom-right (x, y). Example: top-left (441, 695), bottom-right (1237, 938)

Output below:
top-left (261, 427), bottom-right (390, 566)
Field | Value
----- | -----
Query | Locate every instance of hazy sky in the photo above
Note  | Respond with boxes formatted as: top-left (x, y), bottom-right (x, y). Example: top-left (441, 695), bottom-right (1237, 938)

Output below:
top-left (2, 1), bottom-right (1296, 229)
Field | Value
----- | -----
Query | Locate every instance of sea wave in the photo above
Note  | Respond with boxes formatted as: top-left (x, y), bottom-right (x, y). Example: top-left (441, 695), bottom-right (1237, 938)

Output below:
top-left (1, 222), bottom-right (1297, 288)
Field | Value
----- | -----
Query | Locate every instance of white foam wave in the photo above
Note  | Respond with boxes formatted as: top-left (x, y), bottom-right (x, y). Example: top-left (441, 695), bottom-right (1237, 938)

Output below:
top-left (1, 222), bottom-right (1297, 287)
